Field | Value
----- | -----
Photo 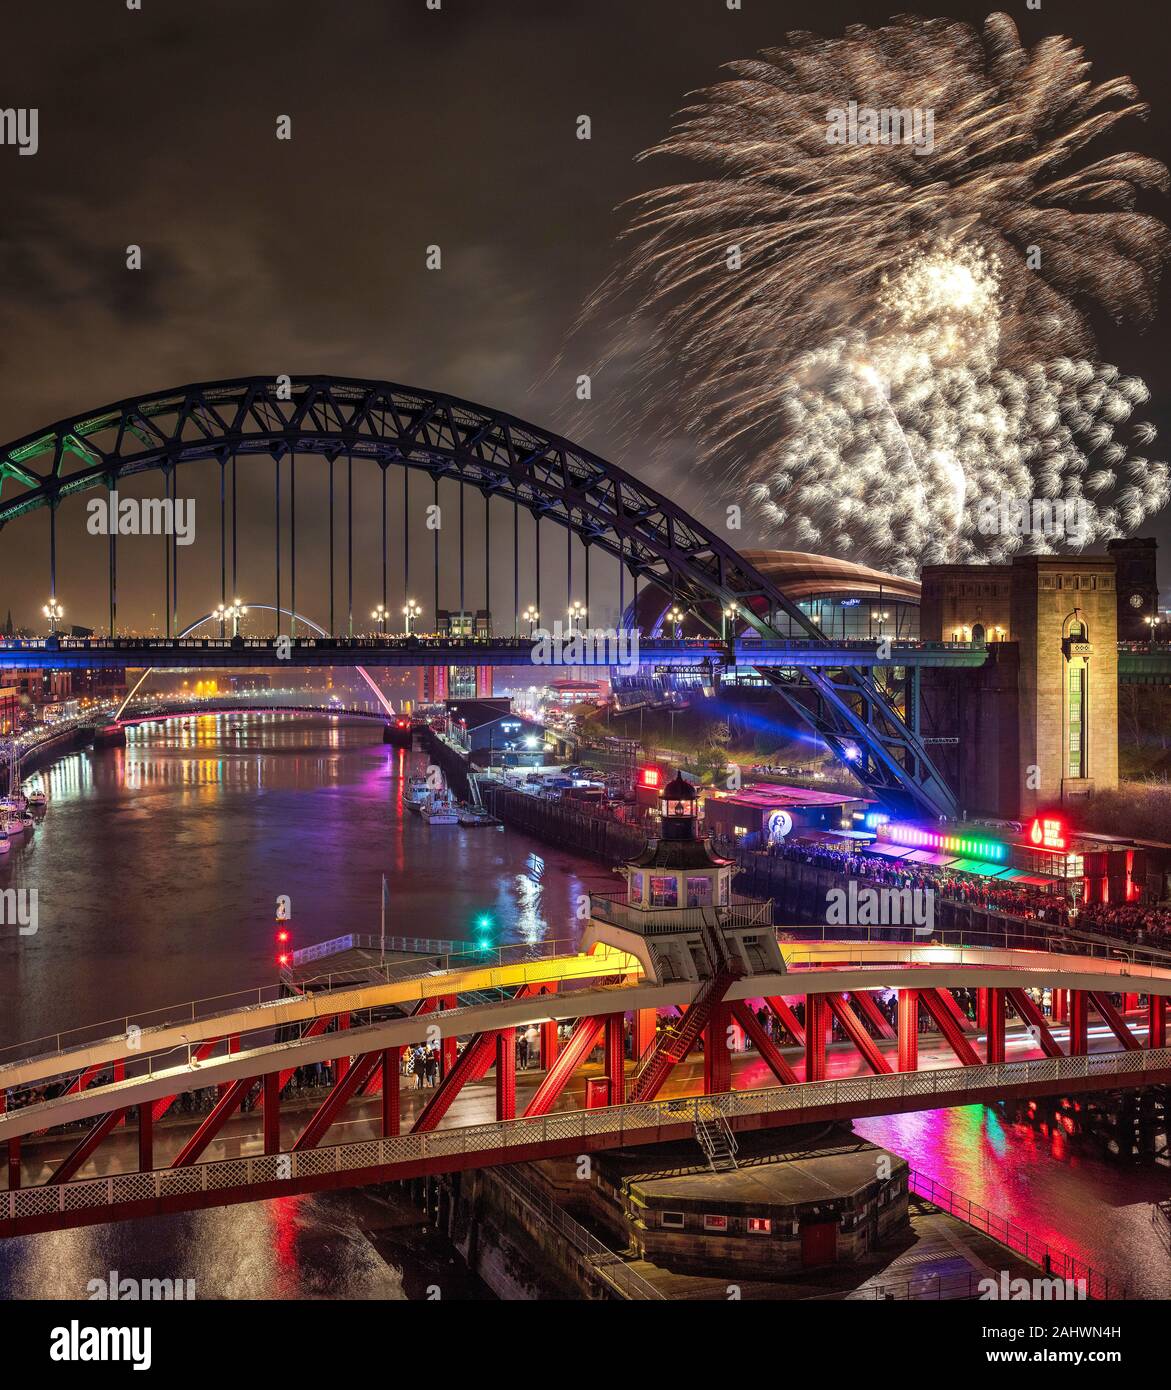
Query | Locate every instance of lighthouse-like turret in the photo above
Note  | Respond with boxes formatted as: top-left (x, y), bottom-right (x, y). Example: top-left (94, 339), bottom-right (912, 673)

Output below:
top-left (621, 771), bottom-right (733, 912)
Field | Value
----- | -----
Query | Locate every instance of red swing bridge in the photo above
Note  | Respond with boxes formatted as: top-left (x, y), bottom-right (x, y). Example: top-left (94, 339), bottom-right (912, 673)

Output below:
top-left (2, 904), bottom-right (1169, 1241)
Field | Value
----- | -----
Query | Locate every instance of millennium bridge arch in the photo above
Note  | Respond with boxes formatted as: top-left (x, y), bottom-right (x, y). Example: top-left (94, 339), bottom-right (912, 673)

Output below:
top-left (0, 375), bottom-right (954, 816)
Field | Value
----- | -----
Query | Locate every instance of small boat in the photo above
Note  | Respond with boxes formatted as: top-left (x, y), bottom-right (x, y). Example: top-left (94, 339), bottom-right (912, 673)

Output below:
top-left (24, 788), bottom-right (48, 808)
top-left (3, 816), bottom-right (27, 836)
top-left (0, 832), bottom-right (10, 853)
top-left (0, 794), bottom-right (27, 813)
top-left (404, 775), bottom-right (430, 813)
top-left (421, 791), bottom-right (459, 825)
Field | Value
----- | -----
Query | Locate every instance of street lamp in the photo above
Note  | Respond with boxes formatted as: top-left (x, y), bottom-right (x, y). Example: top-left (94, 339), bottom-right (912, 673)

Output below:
top-left (721, 605), bottom-right (737, 641)
top-left (372, 603), bottom-right (389, 635)
top-left (42, 599), bottom-right (64, 636)
top-left (214, 600), bottom-right (248, 638)
top-left (667, 605), bottom-right (685, 638)
top-left (522, 605), bottom-right (539, 636)
top-left (873, 609), bottom-right (890, 635)
top-left (402, 599), bottom-right (421, 635)
top-left (567, 601), bottom-right (586, 630)
top-left (1146, 614), bottom-right (1163, 645)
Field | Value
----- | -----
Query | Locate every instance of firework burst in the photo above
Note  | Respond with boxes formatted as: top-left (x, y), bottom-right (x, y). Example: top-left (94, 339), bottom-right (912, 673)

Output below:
top-left (581, 11), bottom-right (1170, 572)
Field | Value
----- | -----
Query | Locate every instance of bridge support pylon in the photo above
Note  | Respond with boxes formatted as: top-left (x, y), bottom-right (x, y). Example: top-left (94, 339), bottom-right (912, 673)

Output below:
top-left (805, 995), bottom-right (829, 1083)
top-left (897, 990), bottom-right (919, 1072)
top-left (703, 1001), bottom-right (733, 1095)
top-left (1151, 994), bottom-right (1167, 1050)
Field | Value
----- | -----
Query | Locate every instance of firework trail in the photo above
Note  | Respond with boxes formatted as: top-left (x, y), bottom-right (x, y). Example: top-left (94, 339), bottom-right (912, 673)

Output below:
top-left (581, 11), bottom-right (1170, 572)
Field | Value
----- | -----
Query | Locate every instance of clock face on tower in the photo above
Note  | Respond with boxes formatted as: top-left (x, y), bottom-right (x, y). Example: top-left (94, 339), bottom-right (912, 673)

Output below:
top-left (1130, 593), bottom-right (1145, 608)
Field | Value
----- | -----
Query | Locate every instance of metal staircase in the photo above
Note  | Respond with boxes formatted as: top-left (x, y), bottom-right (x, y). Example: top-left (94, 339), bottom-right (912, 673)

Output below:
top-left (626, 910), bottom-right (742, 1104)
top-left (695, 1110), bottom-right (739, 1172)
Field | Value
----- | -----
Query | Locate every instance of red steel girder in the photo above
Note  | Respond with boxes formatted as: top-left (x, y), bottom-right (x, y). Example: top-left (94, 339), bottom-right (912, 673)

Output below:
top-left (897, 989), bottom-right (919, 1072)
top-left (1088, 992), bottom-right (1142, 1052)
top-left (919, 989), bottom-right (981, 1066)
top-left (293, 1052), bottom-right (381, 1151)
top-left (524, 1016), bottom-right (605, 1117)
top-left (1004, 988), bottom-right (1064, 1059)
top-left (382, 1048), bottom-right (401, 1137)
top-left (171, 1078), bottom-right (256, 1167)
top-left (49, 1108), bottom-right (127, 1185)
top-left (138, 1102), bottom-right (153, 1171)
top-left (496, 1030), bottom-right (517, 1122)
top-left (411, 1032), bottom-right (498, 1133)
top-left (152, 1035), bottom-right (226, 1123)
top-left (1069, 990), bottom-right (1089, 1056)
top-left (1150, 994), bottom-right (1167, 1050)
top-left (805, 994), bottom-right (829, 1082)
top-left (826, 994), bottom-right (892, 1075)
top-left (983, 988), bottom-right (1006, 1065)
top-left (764, 996), bottom-right (806, 1047)
top-left (604, 1014), bottom-right (626, 1106)
top-left (703, 1001), bottom-right (733, 1096)
top-left (263, 1072), bottom-right (281, 1154)
top-left (628, 972), bottom-right (733, 1103)
top-left (730, 1000), bottom-right (798, 1085)
top-left (849, 990), bottom-right (896, 1040)
top-left (934, 986), bottom-right (977, 1035)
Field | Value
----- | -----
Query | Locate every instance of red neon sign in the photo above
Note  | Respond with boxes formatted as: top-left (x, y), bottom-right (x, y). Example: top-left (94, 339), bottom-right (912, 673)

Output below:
top-left (640, 766), bottom-right (662, 789)
top-left (1029, 816), bottom-right (1067, 851)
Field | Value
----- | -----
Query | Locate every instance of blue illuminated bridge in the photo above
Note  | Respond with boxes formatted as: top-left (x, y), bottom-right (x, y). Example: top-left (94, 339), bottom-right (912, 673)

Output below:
top-left (0, 374), bottom-right (1084, 818)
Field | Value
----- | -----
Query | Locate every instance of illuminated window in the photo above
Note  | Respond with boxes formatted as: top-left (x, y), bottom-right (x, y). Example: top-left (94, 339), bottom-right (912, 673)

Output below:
top-left (649, 876), bottom-right (678, 908)
top-left (703, 1214), bottom-right (729, 1231)
top-left (628, 871), bottom-right (644, 904)
top-left (661, 1211), bottom-right (685, 1229)
top-left (686, 876), bottom-right (712, 908)
top-left (1068, 666), bottom-right (1086, 779)
top-left (747, 1217), bottom-right (772, 1235)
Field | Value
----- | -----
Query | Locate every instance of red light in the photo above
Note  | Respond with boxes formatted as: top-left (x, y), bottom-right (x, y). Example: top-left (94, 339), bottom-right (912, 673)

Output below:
top-left (276, 929), bottom-right (289, 943)
top-left (640, 766), bottom-right (661, 789)
top-left (1029, 816), bottom-right (1067, 851)
top-left (277, 953), bottom-right (290, 967)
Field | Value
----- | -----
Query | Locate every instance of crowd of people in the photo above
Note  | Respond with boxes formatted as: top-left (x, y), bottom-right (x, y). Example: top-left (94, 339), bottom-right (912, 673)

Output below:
top-left (768, 839), bottom-right (1171, 951)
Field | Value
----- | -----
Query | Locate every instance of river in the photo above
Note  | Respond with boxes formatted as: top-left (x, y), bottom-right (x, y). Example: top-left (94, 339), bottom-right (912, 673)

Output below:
top-left (0, 713), bottom-right (1166, 1298)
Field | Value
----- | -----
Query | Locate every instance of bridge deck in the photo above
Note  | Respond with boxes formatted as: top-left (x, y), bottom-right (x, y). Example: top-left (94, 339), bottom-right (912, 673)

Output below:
top-left (7, 1014), bottom-right (1147, 1190)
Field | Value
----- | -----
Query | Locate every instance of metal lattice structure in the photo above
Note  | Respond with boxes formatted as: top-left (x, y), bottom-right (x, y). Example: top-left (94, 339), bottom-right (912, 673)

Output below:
top-left (0, 375), bottom-right (955, 814)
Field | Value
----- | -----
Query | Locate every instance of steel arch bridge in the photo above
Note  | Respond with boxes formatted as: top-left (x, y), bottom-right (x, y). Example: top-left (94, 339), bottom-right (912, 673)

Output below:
top-left (0, 375), bottom-right (954, 816)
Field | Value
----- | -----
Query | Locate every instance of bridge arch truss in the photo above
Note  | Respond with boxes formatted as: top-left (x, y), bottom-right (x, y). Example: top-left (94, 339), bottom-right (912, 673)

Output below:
top-left (0, 375), bottom-right (953, 814)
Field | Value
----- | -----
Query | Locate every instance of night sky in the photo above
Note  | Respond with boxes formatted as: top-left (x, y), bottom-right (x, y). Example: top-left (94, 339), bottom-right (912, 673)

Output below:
top-left (1, 0), bottom-right (1168, 633)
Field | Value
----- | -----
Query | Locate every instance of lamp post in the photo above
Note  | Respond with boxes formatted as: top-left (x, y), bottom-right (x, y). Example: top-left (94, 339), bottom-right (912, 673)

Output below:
top-left (667, 605), bottom-right (685, 639)
top-left (721, 605), bottom-right (736, 641)
top-left (567, 601), bottom-right (586, 631)
top-left (372, 603), bottom-right (388, 635)
top-left (1146, 613), bottom-right (1162, 646)
top-left (522, 605), bottom-right (539, 636)
top-left (213, 600), bottom-right (248, 638)
top-left (402, 599), bottom-right (421, 635)
top-left (42, 598), bottom-right (64, 636)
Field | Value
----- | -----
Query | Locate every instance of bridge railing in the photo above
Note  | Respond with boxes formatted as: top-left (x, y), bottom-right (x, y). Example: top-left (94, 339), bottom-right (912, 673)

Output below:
top-left (289, 933), bottom-right (464, 965)
top-left (775, 924), bottom-right (1171, 970)
top-left (6, 1046), bottom-right (1168, 1268)
top-left (589, 894), bottom-right (773, 936)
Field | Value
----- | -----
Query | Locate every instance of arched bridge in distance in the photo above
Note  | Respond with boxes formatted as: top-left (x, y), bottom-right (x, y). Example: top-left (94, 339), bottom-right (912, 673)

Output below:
top-left (0, 374), bottom-right (960, 818)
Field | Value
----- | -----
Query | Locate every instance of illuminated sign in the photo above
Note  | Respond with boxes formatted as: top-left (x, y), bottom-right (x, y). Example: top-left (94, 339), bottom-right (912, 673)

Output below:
top-left (767, 809), bottom-right (794, 843)
top-left (1029, 817), bottom-right (1067, 851)
top-left (639, 766), bottom-right (662, 789)
top-left (879, 821), bottom-right (1008, 864)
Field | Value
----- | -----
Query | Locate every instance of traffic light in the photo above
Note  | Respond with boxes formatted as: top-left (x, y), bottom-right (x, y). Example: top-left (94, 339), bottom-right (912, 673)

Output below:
top-left (275, 895), bottom-right (292, 969)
